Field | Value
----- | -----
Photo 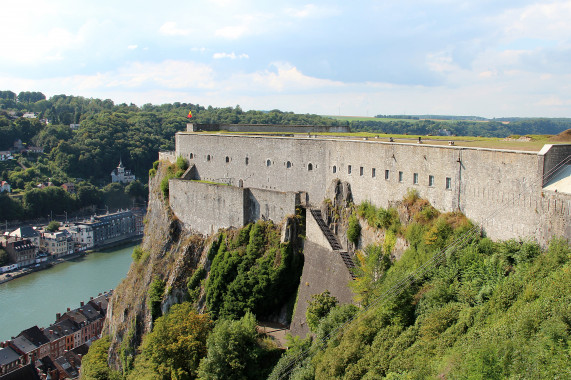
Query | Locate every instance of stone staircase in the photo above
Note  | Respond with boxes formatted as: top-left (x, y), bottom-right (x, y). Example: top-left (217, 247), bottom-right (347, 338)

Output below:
top-left (310, 209), bottom-right (356, 279)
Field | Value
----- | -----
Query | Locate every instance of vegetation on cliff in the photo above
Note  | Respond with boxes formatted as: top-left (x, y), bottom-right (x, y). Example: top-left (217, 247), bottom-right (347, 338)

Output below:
top-left (205, 220), bottom-right (303, 320)
top-left (271, 194), bottom-right (571, 379)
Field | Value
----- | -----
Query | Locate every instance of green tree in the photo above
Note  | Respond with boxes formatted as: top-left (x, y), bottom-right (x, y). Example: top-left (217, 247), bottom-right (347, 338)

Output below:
top-left (46, 221), bottom-right (60, 232)
top-left (306, 290), bottom-right (339, 332)
top-left (198, 312), bottom-right (278, 380)
top-left (79, 336), bottom-right (121, 380)
top-left (0, 248), bottom-right (10, 266)
top-left (147, 277), bottom-right (165, 321)
top-left (347, 215), bottom-right (361, 245)
top-left (128, 303), bottom-right (212, 380)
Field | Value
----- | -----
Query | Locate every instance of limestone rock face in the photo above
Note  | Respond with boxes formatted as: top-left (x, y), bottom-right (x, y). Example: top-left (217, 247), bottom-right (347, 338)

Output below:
top-left (103, 163), bottom-right (208, 371)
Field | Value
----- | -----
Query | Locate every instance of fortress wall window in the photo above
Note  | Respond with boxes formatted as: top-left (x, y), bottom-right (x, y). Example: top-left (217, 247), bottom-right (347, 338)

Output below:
top-left (413, 173), bottom-right (418, 184)
top-left (385, 169), bottom-right (390, 180)
top-left (189, 153), bottom-right (194, 159)
top-left (225, 156), bottom-right (230, 163)
top-left (446, 177), bottom-right (452, 189)
top-left (266, 159), bottom-right (271, 167)
top-left (429, 175), bottom-right (434, 187)
top-left (348, 165), bottom-right (352, 174)
top-left (332, 165), bottom-right (337, 173)
top-left (207, 154), bottom-right (211, 162)
top-left (308, 163), bottom-right (313, 171)
top-left (360, 166), bottom-right (364, 176)
top-left (398, 171), bottom-right (403, 182)
top-left (245, 157), bottom-right (249, 165)
top-left (372, 168), bottom-right (376, 177)
top-left (287, 161), bottom-right (292, 168)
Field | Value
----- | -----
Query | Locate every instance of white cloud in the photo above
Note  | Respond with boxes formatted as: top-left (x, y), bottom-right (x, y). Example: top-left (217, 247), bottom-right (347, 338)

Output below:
top-left (284, 4), bottom-right (341, 18)
top-left (159, 21), bottom-right (192, 36)
top-left (127, 45), bottom-right (138, 50)
top-left (212, 52), bottom-right (249, 59)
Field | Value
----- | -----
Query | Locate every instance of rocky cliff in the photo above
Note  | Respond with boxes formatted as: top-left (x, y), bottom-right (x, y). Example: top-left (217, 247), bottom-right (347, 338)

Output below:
top-left (103, 163), bottom-right (210, 371)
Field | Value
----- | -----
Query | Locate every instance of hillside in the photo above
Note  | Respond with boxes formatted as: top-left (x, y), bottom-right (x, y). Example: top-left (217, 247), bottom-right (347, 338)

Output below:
top-left (83, 162), bottom-right (570, 379)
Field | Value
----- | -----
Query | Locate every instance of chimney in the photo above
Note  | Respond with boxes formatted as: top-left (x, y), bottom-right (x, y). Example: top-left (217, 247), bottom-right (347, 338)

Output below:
top-left (67, 307), bottom-right (70, 312)
top-left (56, 313), bottom-right (61, 320)
top-left (80, 301), bottom-right (84, 307)
top-left (49, 330), bottom-right (53, 334)
top-left (90, 297), bottom-right (93, 300)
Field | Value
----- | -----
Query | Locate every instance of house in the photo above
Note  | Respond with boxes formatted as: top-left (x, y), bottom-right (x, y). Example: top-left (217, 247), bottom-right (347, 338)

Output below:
top-left (44, 319), bottom-right (80, 359)
top-left (0, 181), bottom-right (10, 193)
top-left (0, 347), bottom-right (22, 376)
top-left (9, 227), bottom-right (40, 249)
top-left (22, 113), bottom-right (36, 119)
top-left (40, 230), bottom-right (73, 258)
top-left (25, 146), bottom-right (43, 154)
top-left (0, 152), bottom-right (13, 161)
top-left (75, 211), bottom-right (137, 247)
top-left (69, 123), bottom-right (80, 130)
top-left (61, 183), bottom-right (75, 194)
top-left (10, 326), bottom-right (50, 365)
top-left (110, 159), bottom-right (136, 183)
top-left (66, 224), bottom-right (94, 250)
top-left (2, 237), bottom-right (37, 268)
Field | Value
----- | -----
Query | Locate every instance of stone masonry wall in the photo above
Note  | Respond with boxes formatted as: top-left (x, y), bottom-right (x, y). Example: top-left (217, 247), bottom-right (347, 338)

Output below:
top-left (174, 132), bottom-right (570, 244)
top-left (169, 179), bottom-right (299, 235)
top-left (187, 123), bottom-right (350, 134)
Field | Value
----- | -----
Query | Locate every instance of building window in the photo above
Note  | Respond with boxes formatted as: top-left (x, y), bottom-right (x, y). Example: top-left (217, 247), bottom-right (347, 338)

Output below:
top-left (429, 175), bottom-right (434, 187)
top-left (413, 173), bottom-right (418, 184)
top-left (206, 154), bottom-right (211, 162)
top-left (266, 159), bottom-right (271, 167)
top-left (348, 165), bottom-right (352, 174)
top-left (225, 156), bottom-right (230, 163)
top-left (399, 171), bottom-right (403, 182)
top-left (287, 161), bottom-right (292, 168)
top-left (189, 153), bottom-right (194, 159)
top-left (385, 169), bottom-right (390, 180)
top-left (372, 168), bottom-right (376, 177)
top-left (332, 165), bottom-right (337, 173)
top-left (446, 177), bottom-right (452, 189)
top-left (245, 157), bottom-right (249, 165)
top-left (308, 163), bottom-right (313, 171)
top-left (360, 166), bottom-right (364, 176)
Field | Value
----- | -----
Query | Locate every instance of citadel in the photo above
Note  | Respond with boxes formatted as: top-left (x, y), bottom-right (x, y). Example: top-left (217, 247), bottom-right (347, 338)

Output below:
top-left (162, 123), bottom-right (570, 246)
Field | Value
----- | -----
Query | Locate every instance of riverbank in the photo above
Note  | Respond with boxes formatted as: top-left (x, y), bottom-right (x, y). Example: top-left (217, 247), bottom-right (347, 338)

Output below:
top-left (0, 236), bottom-right (141, 285)
top-left (0, 244), bottom-right (136, 342)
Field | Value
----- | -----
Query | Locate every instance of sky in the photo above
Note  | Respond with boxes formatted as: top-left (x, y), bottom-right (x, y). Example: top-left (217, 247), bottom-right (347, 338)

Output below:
top-left (1, 0), bottom-right (571, 118)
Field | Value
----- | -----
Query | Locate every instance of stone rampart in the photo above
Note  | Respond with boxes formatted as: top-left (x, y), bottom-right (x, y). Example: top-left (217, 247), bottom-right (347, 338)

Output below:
top-left (187, 123), bottom-right (350, 134)
top-left (169, 179), bottom-right (300, 235)
top-left (174, 132), bottom-right (571, 245)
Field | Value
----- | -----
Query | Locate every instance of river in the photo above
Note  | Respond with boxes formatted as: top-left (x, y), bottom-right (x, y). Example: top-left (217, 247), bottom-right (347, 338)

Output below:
top-left (0, 244), bottom-right (134, 342)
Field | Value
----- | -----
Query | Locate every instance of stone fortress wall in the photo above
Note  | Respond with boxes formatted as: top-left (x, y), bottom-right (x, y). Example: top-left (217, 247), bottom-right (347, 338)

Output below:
top-left (170, 130), bottom-right (570, 244)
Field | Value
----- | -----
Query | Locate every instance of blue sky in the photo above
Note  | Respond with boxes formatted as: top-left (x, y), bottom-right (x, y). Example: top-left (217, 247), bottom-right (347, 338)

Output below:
top-left (1, 0), bottom-right (571, 117)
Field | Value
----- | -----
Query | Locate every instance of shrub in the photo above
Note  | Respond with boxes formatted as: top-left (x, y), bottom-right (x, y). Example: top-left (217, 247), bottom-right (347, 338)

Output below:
top-left (347, 215), bottom-right (361, 245)
top-left (176, 155), bottom-right (189, 171)
top-left (148, 277), bottom-right (165, 321)
top-left (148, 168), bottom-right (156, 178)
top-left (306, 290), bottom-right (339, 332)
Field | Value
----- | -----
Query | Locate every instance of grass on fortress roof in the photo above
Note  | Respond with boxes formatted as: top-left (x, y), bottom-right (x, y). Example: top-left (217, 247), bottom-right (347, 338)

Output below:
top-left (203, 130), bottom-right (571, 152)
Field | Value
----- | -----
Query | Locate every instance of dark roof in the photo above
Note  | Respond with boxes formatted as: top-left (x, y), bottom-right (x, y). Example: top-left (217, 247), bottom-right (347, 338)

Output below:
top-left (18, 327), bottom-right (49, 347)
top-left (11, 336), bottom-right (37, 354)
top-left (11, 227), bottom-right (39, 238)
top-left (44, 320), bottom-right (79, 342)
top-left (89, 292), bottom-right (112, 313)
top-left (6, 239), bottom-right (35, 252)
top-left (0, 347), bottom-right (20, 366)
top-left (78, 305), bottom-right (102, 322)
top-left (0, 363), bottom-right (41, 380)
top-left (70, 344), bottom-right (89, 357)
